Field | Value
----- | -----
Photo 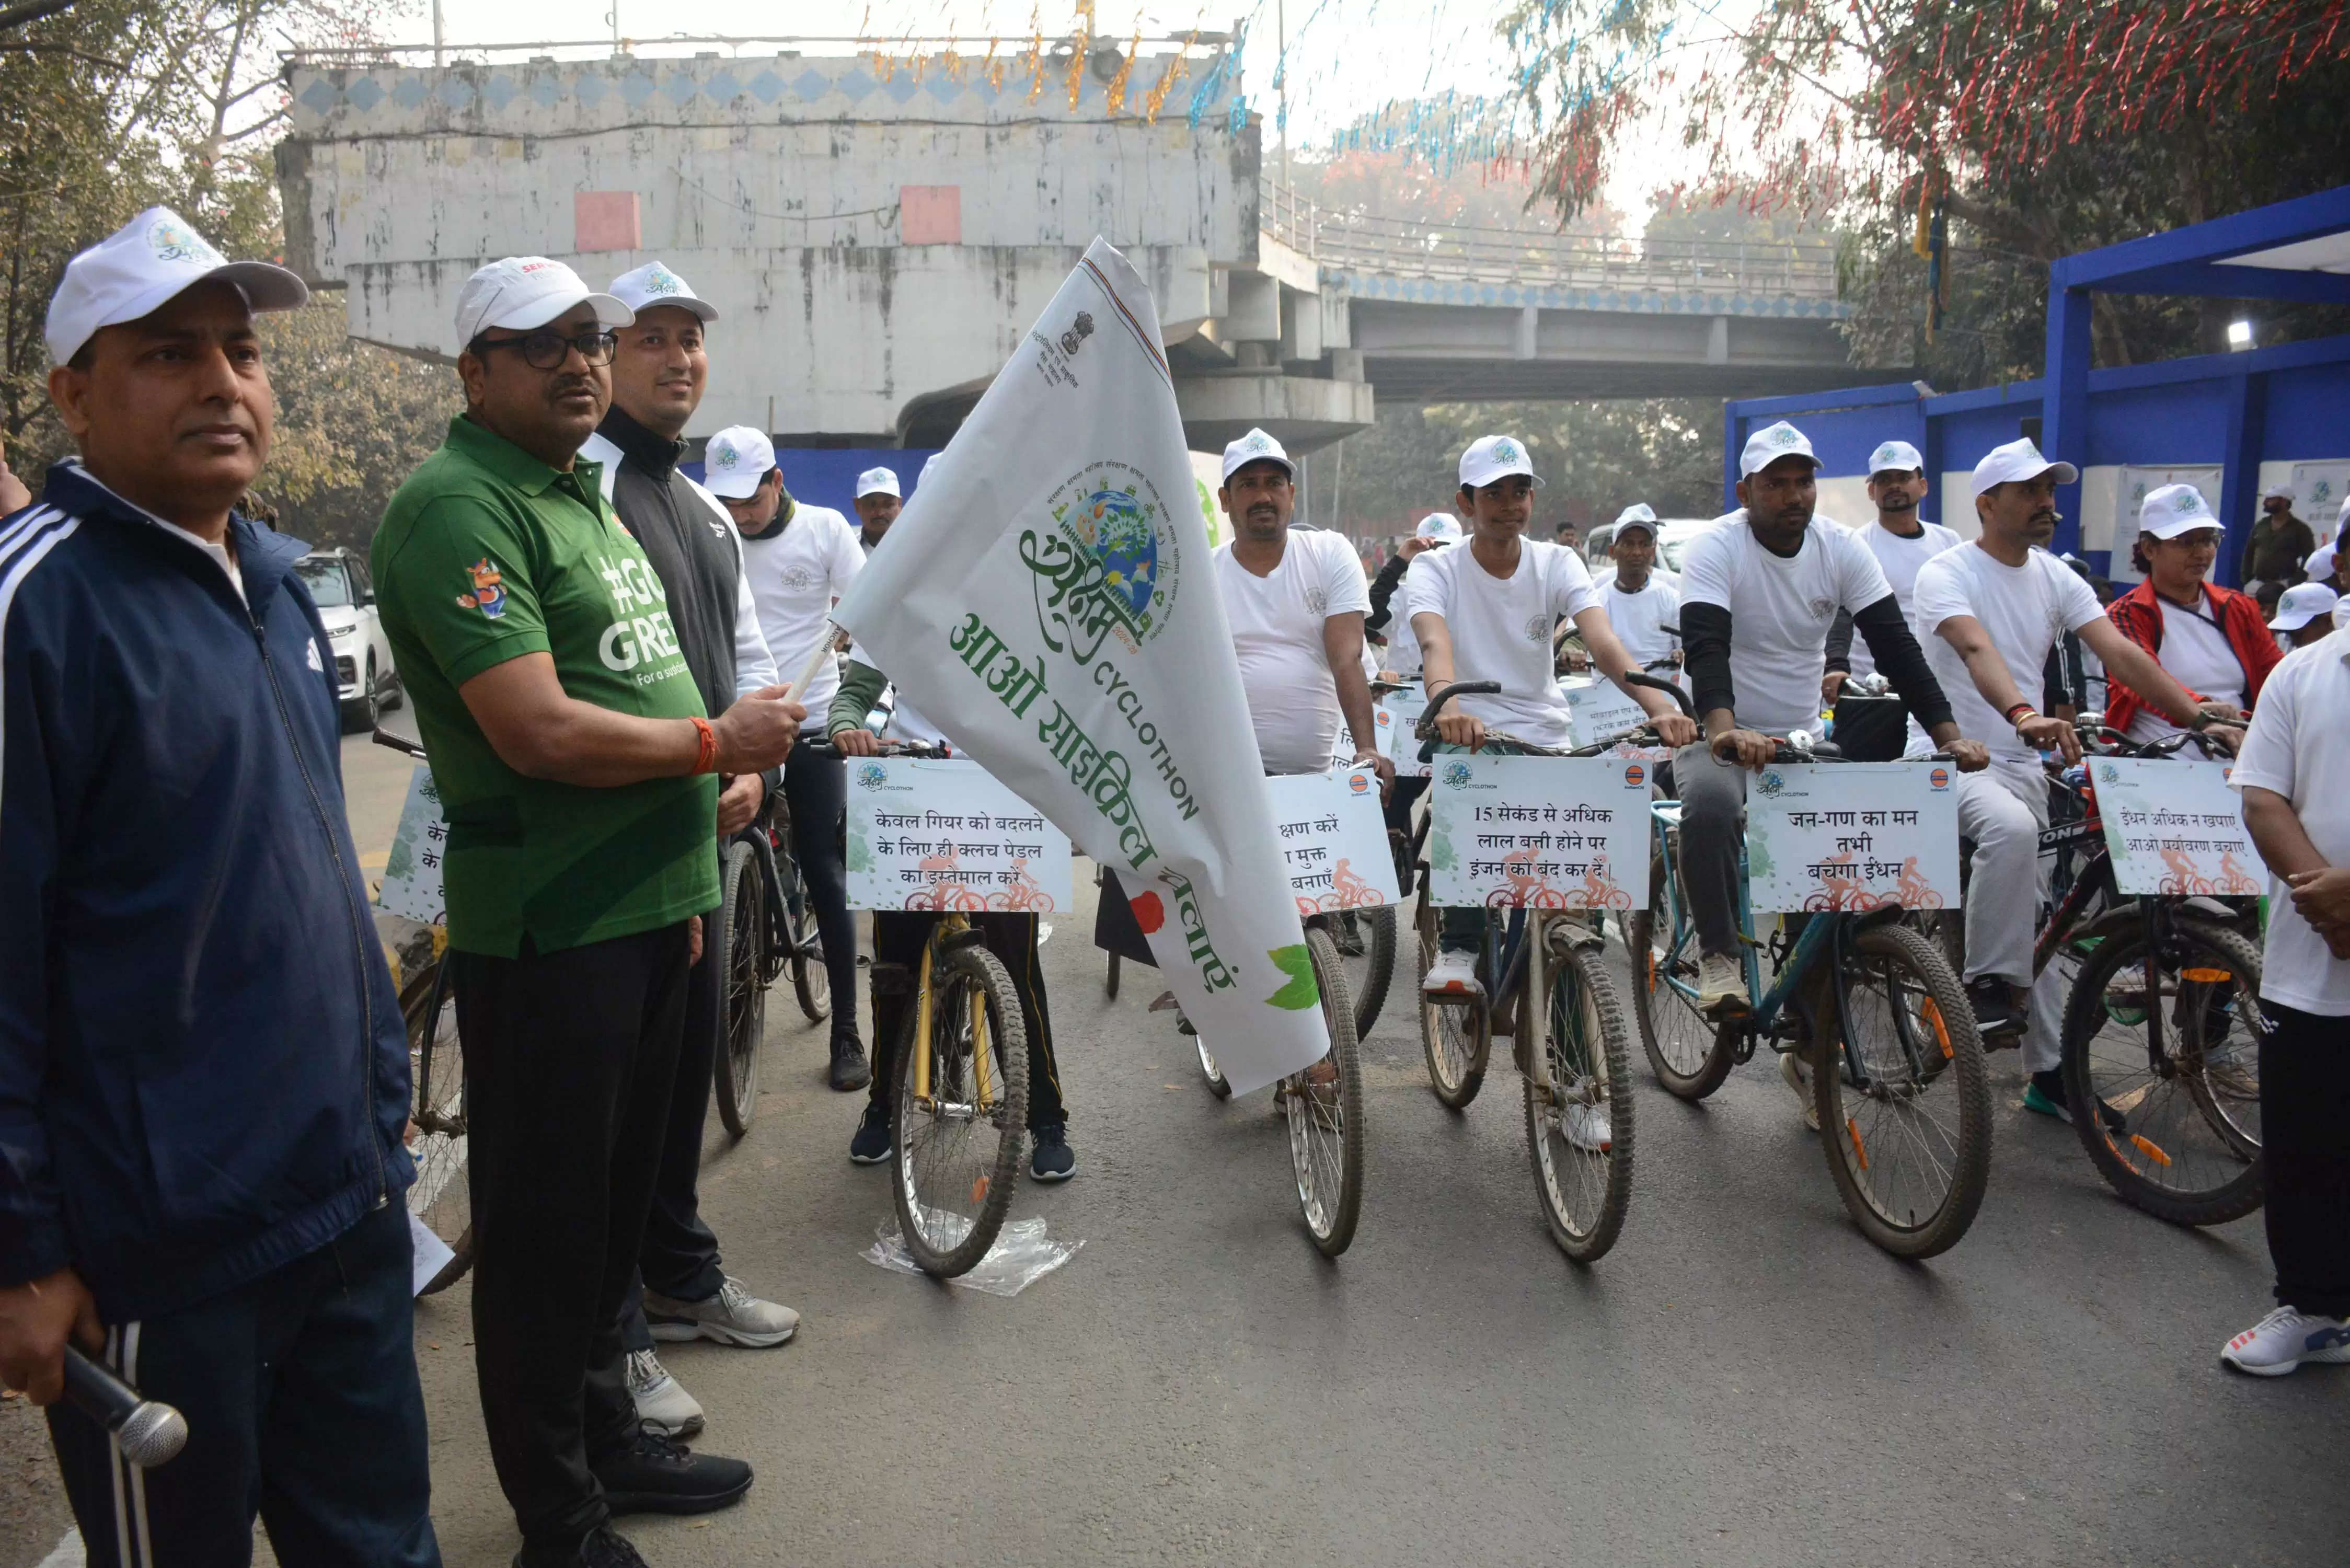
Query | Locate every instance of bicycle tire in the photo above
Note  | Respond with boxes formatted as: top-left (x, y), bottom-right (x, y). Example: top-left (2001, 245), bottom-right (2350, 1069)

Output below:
top-left (1810, 923), bottom-right (1991, 1260)
top-left (1105, 951), bottom-right (1121, 1000)
top-left (401, 956), bottom-right (475, 1295)
top-left (778, 852), bottom-right (831, 1022)
top-left (1628, 846), bottom-right (1736, 1100)
top-left (891, 940), bottom-right (1029, 1277)
top-left (712, 841), bottom-right (766, 1140)
top-left (1347, 905), bottom-right (1398, 1040)
top-left (2058, 917), bottom-right (2264, 1226)
top-left (1524, 928), bottom-right (1634, 1262)
top-left (1284, 927), bottom-right (1364, 1256)
top-left (1195, 1035), bottom-right (1233, 1099)
top-left (1415, 890), bottom-right (1490, 1109)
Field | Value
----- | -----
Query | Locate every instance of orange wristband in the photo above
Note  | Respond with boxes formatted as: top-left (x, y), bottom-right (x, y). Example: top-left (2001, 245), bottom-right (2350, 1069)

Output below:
top-left (690, 716), bottom-right (718, 775)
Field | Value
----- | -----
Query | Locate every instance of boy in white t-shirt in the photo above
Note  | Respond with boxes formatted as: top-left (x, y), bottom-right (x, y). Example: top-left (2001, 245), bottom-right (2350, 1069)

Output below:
top-left (1594, 509), bottom-right (1679, 671)
top-left (1822, 440), bottom-right (1961, 700)
top-left (1410, 436), bottom-right (1697, 997)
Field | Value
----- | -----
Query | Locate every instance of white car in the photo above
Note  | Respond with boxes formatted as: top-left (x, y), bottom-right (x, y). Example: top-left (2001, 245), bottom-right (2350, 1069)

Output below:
top-left (297, 548), bottom-right (402, 731)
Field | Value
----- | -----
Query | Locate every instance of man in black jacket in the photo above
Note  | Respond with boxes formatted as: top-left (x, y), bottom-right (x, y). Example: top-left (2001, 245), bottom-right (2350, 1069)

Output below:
top-left (0, 209), bottom-right (439, 1565)
top-left (581, 262), bottom-right (797, 1443)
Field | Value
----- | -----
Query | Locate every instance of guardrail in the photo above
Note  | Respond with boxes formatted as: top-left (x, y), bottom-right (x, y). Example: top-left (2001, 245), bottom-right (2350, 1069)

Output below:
top-left (1263, 181), bottom-right (1842, 301)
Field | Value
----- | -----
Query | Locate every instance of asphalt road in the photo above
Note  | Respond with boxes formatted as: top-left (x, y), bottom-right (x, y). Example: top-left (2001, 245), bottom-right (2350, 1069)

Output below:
top-left (9, 734), bottom-right (2346, 1566)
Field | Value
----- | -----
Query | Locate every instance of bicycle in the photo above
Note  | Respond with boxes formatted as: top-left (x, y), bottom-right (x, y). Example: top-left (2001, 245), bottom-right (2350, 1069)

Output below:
top-left (1621, 677), bottom-right (1992, 1260)
top-left (1409, 680), bottom-right (1640, 1262)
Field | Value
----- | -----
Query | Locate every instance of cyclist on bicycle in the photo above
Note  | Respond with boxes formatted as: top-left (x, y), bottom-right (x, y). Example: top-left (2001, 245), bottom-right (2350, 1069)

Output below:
top-left (2104, 483), bottom-right (2280, 746)
top-left (1675, 421), bottom-right (1988, 1018)
top-left (1591, 507), bottom-right (1679, 670)
top-left (1907, 439), bottom-right (2242, 1123)
top-left (825, 651), bottom-right (1078, 1182)
top-left (1409, 434), bottom-right (1699, 998)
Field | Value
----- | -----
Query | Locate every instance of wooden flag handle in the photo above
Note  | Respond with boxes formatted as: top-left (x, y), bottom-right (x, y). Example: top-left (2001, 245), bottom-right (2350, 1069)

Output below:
top-left (781, 624), bottom-right (835, 706)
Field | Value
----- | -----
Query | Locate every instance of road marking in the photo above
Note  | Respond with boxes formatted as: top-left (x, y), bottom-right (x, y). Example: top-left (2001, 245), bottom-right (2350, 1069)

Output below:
top-left (39, 1530), bottom-right (82, 1567)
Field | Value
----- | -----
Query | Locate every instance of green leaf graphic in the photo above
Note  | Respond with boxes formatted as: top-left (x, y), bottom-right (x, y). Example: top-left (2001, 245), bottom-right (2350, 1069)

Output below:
top-left (385, 834), bottom-right (412, 882)
top-left (1265, 944), bottom-right (1319, 1010)
top-left (1746, 828), bottom-right (1773, 885)
top-left (846, 827), bottom-right (872, 874)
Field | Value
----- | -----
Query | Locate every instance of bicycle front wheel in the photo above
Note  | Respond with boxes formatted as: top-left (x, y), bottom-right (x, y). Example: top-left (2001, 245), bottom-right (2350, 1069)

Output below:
top-left (713, 840), bottom-right (766, 1139)
top-left (776, 852), bottom-right (831, 1023)
top-left (1525, 928), bottom-right (1634, 1262)
top-left (1628, 846), bottom-right (1735, 1100)
top-left (1336, 906), bottom-right (1398, 1040)
top-left (402, 956), bottom-right (474, 1296)
top-left (1416, 891), bottom-right (1490, 1108)
top-left (891, 940), bottom-right (1029, 1277)
top-left (2059, 917), bottom-right (2264, 1226)
top-left (1810, 923), bottom-right (1991, 1259)
top-left (1284, 927), bottom-right (1364, 1256)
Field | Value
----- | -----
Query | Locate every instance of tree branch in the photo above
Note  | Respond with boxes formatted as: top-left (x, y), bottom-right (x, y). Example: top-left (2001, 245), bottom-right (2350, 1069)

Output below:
top-left (0, 0), bottom-right (75, 32)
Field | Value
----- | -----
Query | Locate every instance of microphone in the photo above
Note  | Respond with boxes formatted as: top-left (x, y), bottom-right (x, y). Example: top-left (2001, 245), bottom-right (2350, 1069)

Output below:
top-left (62, 1346), bottom-right (187, 1468)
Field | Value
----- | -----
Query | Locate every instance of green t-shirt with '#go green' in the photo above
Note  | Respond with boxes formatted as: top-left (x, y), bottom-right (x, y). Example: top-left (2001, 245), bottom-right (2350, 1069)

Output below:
top-left (372, 415), bottom-right (719, 958)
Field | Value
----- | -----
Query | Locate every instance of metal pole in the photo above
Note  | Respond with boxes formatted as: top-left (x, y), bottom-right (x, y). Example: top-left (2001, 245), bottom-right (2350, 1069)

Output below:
top-left (432, 0), bottom-right (443, 66)
top-left (1276, 0), bottom-right (1287, 189)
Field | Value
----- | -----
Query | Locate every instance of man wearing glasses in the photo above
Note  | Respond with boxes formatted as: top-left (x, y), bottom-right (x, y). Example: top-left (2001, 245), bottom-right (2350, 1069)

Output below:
top-left (374, 258), bottom-right (803, 1568)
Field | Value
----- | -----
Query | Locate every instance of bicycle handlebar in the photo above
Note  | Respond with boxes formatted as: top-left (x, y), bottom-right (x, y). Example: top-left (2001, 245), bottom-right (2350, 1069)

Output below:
top-left (371, 727), bottom-right (429, 762)
top-left (1413, 679), bottom-right (1502, 763)
top-left (1618, 670), bottom-right (1696, 717)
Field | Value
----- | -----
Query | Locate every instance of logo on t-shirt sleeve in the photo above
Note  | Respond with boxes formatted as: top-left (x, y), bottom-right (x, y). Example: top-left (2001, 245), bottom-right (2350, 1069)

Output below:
top-left (456, 558), bottom-right (508, 619)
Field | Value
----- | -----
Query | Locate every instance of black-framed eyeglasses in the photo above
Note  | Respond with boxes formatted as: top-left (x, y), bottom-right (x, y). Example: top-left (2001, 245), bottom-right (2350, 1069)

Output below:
top-left (469, 328), bottom-right (618, 371)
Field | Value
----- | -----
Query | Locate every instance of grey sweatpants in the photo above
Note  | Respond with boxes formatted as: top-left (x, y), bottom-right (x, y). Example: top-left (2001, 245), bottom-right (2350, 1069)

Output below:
top-left (1672, 742), bottom-right (1750, 961)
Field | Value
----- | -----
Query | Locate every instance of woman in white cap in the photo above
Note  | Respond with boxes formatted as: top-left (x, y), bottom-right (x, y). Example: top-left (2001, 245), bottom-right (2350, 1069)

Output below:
top-left (2106, 484), bottom-right (2282, 744)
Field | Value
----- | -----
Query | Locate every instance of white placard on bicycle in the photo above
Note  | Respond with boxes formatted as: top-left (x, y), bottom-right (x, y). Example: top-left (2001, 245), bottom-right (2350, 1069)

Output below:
top-left (1263, 769), bottom-right (1402, 917)
top-left (2089, 756), bottom-right (2264, 897)
top-left (1562, 677), bottom-right (1673, 759)
top-left (1425, 753), bottom-right (1653, 910)
top-left (378, 764), bottom-right (448, 926)
top-left (844, 756), bottom-right (1074, 913)
top-left (1743, 760), bottom-right (1959, 914)
top-left (1378, 683), bottom-right (1431, 778)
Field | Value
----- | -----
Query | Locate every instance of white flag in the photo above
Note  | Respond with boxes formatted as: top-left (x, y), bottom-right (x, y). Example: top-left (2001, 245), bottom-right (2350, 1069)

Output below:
top-left (832, 238), bottom-right (1326, 1094)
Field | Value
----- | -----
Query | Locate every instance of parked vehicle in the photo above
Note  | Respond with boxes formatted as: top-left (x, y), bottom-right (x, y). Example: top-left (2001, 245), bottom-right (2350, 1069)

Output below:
top-left (297, 548), bottom-right (401, 731)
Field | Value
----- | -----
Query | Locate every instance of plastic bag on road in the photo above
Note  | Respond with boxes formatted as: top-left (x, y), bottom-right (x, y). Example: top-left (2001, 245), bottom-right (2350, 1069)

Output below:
top-left (863, 1213), bottom-right (1083, 1297)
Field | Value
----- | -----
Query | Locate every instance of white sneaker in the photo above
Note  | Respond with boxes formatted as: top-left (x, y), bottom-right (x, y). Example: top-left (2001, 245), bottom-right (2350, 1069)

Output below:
top-left (625, 1348), bottom-right (704, 1437)
top-left (1696, 953), bottom-right (1747, 1016)
top-left (1779, 1049), bottom-right (1819, 1132)
top-left (2220, 1307), bottom-right (2350, 1377)
top-left (1560, 1101), bottom-right (1613, 1154)
top-left (1422, 950), bottom-right (1484, 998)
top-left (644, 1276), bottom-right (800, 1348)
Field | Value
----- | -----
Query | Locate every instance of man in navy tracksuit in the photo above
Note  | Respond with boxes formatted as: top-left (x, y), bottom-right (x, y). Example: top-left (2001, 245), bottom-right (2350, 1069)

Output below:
top-left (0, 210), bottom-right (438, 1565)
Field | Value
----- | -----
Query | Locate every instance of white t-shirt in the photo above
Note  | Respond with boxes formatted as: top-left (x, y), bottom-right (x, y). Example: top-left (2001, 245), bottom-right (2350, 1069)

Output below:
top-left (1677, 512), bottom-right (1894, 735)
top-left (2229, 629), bottom-right (2350, 1016)
top-left (739, 502), bottom-right (865, 730)
top-left (1908, 544), bottom-right (2104, 759)
top-left (1845, 519), bottom-right (1960, 677)
top-left (1214, 529), bottom-right (1373, 775)
top-left (1380, 553), bottom-right (1446, 676)
top-left (1402, 537), bottom-right (1599, 750)
top-left (2124, 588), bottom-right (2245, 745)
top-left (1595, 573), bottom-right (1680, 670)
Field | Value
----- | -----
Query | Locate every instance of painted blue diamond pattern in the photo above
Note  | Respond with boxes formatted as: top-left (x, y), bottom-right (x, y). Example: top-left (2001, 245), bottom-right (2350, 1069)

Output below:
top-left (703, 70), bottom-right (741, 102)
top-left (436, 77), bottom-right (473, 108)
top-left (750, 70), bottom-right (785, 102)
top-left (575, 74), bottom-right (607, 105)
top-left (299, 78), bottom-right (339, 113)
top-left (392, 76), bottom-right (427, 108)
top-left (834, 69), bottom-right (874, 101)
top-left (621, 71), bottom-right (657, 105)
top-left (792, 68), bottom-right (831, 100)
top-left (528, 75), bottom-right (560, 108)
top-left (662, 72), bottom-right (697, 105)
top-left (483, 76), bottom-right (517, 110)
top-left (883, 76), bottom-right (920, 104)
top-left (923, 75), bottom-right (962, 103)
top-left (347, 76), bottom-right (384, 111)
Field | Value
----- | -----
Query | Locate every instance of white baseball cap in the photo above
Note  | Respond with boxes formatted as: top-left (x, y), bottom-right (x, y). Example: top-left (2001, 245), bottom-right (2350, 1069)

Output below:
top-left (700, 425), bottom-right (776, 499)
top-left (455, 256), bottom-right (630, 349)
top-left (2139, 482), bottom-right (2222, 539)
top-left (1737, 421), bottom-right (1821, 478)
top-left (1459, 434), bottom-right (1541, 490)
top-left (2262, 481), bottom-right (2296, 502)
top-left (607, 260), bottom-right (719, 324)
top-left (1220, 427), bottom-right (1296, 483)
top-left (2269, 581), bottom-right (2339, 632)
top-left (1868, 440), bottom-right (1926, 476)
top-left (45, 206), bottom-right (308, 366)
top-left (1612, 502), bottom-right (1658, 535)
top-left (855, 466), bottom-right (901, 500)
top-left (1414, 513), bottom-right (1462, 545)
top-left (1970, 437), bottom-right (2079, 499)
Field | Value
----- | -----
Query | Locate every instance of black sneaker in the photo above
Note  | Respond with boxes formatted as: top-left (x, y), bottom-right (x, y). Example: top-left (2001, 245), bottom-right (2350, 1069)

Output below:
top-left (1029, 1121), bottom-right (1077, 1183)
top-left (514, 1526), bottom-right (651, 1568)
top-left (2024, 1069), bottom-right (2126, 1132)
top-left (848, 1099), bottom-right (892, 1165)
top-left (592, 1428), bottom-right (752, 1517)
top-left (1965, 977), bottom-right (2023, 1042)
top-left (827, 1034), bottom-right (871, 1092)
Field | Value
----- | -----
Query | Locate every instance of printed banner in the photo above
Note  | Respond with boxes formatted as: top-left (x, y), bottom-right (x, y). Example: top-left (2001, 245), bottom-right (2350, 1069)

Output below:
top-left (1264, 770), bottom-right (1403, 917)
top-left (845, 756), bottom-right (1073, 912)
top-left (1379, 683), bottom-right (1432, 778)
top-left (2290, 462), bottom-right (2350, 536)
top-left (830, 238), bottom-right (1328, 1096)
top-left (377, 764), bottom-right (447, 926)
top-left (2091, 757), bottom-right (2264, 897)
top-left (1425, 753), bottom-right (1652, 909)
top-left (1561, 676), bottom-right (1674, 758)
top-left (1744, 760), bottom-right (1959, 914)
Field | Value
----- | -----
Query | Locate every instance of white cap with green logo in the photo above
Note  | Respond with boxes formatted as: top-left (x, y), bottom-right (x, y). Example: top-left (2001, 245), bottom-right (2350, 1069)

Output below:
top-left (702, 426), bottom-right (776, 499)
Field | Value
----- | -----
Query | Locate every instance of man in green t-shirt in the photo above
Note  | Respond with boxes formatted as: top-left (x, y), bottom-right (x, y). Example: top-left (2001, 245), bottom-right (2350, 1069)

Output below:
top-left (373, 257), bottom-right (801, 1568)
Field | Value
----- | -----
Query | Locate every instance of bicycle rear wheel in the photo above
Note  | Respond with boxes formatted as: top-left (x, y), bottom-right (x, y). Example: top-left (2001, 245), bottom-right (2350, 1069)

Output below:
top-left (1284, 927), bottom-right (1364, 1255)
top-left (777, 852), bottom-right (831, 1023)
top-left (402, 956), bottom-right (474, 1296)
top-left (1810, 923), bottom-right (1991, 1259)
top-left (1628, 846), bottom-right (1736, 1100)
top-left (1335, 906), bottom-right (1399, 1040)
top-left (713, 840), bottom-right (766, 1139)
top-left (1416, 892), bottom-right (1490, 1108)
top-left (891, 940), bottom-right (1029, 1277)
top-left (1525, 927), bottom-right (1635, 1262)
top-left (2059, 917), bottom-right (2263, 1226)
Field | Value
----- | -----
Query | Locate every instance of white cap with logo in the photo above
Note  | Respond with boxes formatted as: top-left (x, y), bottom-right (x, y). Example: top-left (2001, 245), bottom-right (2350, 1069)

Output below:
top-left (455, 257), bottom-right (631, 349)
top-left (1414, 512), bottom-right (1463, 544)
top-left (2139, 482), bottom-right (2222, 539)
top-left (606, 260), bottom-right (719, 323)
top-left (1868, 440), bottom-right (1926, 475)
top-left (45, 206), bottom-right (309, 366)
top-left (1737, 421), bottom-right (1821, 478)
top-left (701, 425), bottom-right (776, 499)
top-left (1970, 437), bottom-right (2080, 499)
top-left (2269, 580), bottom-right (2340, 633)
top-left (856, 466), bottom-right (901, 500)
top-left (1459, 434), bottom-right (1541, 489)
top-left (1612, 502), bottom-right (1658, 535)
top-left (1220, 427), bottom-right (1296, 483)
top-left (2262, 481), bottom-right (2296, 502)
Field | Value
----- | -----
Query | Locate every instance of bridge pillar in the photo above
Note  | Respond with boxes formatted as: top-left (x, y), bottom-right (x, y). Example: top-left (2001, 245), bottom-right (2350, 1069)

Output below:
top-left (1707, 316), bottom-right (1730, 365)
top-left (1513, 305), bottom-right (1538, 361)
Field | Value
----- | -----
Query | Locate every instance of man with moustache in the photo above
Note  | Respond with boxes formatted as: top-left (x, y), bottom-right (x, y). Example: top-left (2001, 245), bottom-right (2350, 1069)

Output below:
top-left (1822, 440), bottom-right (1960, 743)
top-left (374, 257), bottom-right (803, 1568)
top-left (0, 209), bottom-right (439, 1564)
top-left (575, 262), bottom-right (798, 1444)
